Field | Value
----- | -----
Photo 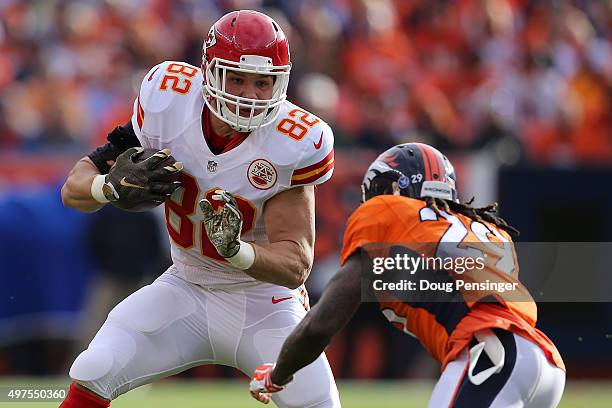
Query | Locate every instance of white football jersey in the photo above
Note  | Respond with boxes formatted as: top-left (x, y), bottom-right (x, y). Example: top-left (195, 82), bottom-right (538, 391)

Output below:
top-left (130, 61), bottom-right (335, 287)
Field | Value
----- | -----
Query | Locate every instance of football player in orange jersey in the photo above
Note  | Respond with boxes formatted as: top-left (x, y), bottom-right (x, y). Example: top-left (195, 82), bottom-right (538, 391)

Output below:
top-left (250, 143), bottom-right (566, 407)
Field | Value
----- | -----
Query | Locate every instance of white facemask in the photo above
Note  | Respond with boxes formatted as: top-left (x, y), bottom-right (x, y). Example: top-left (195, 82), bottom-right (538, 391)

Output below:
top-left (203, 55), bottom-right (291, 132)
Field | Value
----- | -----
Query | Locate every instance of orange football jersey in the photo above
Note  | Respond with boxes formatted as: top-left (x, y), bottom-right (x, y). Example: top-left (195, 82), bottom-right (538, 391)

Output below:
top-left (340, 195), bottom-right (564, 371)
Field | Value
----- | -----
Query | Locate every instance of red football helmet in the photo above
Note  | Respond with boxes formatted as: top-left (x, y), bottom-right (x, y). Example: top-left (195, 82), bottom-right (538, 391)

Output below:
top-left (202, 10), bottom-right (291, 132)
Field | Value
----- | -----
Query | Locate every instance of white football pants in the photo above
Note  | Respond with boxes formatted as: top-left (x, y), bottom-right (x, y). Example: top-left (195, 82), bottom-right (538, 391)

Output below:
top-left (428, 328), bottom-right (565, 408)
top-left (69, 268), bottom-right (341, 407)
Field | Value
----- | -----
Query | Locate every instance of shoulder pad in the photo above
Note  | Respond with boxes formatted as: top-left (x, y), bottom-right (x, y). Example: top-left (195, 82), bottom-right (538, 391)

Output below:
top-left (139, 61), bottom-right (202, 114)
top-left (267, 103), bottom-right (335, 187)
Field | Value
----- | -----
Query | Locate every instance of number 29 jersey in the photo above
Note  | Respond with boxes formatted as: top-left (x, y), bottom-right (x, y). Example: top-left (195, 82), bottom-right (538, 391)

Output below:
top-left (340, 195), bottom-right (564, 371)
top-left (130, 61), bottom-right (335, 287)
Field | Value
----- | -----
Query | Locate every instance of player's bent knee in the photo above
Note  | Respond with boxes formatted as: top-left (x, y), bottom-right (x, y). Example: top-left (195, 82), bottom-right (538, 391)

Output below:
top-left (68, 347), bottom-right (116, 400)
top-left (69, 347), bottom-right (114, 383)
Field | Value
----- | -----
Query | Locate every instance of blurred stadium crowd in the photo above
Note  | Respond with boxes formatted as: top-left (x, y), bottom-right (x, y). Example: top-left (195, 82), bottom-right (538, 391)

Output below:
top-left (2, 0), bottom-right (612, 164)
top-left (1, 0), bottom-right (611, 382)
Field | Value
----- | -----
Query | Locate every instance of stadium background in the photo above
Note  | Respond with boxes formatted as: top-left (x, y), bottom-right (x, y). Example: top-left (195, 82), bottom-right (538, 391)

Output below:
top-left (0, 0), bottom-right (611, 406)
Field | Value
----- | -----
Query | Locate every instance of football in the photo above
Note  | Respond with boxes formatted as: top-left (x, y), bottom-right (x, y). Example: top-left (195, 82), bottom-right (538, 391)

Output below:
top-left (111, 147), bottom-right (181, 212)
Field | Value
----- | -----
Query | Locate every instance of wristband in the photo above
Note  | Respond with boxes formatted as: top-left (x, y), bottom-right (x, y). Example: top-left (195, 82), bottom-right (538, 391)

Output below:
top-left (90, 174), bottom-right (118, 203)
top-left (226, 241), bottom-right (255, 269)
top-left (91, 174), bottom-right (110, 203)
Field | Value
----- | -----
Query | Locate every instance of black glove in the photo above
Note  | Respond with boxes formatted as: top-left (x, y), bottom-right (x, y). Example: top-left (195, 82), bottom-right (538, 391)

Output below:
top-left (102, 147), bottom-right (183, 206)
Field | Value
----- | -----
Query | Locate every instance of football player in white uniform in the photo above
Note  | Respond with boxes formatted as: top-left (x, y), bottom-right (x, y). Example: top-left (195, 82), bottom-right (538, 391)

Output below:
top-left (60, 10), bottom-right (340, 408)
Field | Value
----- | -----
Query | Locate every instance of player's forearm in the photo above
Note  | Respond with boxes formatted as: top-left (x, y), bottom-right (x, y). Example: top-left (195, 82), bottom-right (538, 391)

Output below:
top-left (271, 313), bottom-right (330, 385)
top-left (271, 255), bottom-right (363, 383)
top-left (61, 157), bottom-right (106, 213)
top-left (247, 240), bottom-right (313, 289)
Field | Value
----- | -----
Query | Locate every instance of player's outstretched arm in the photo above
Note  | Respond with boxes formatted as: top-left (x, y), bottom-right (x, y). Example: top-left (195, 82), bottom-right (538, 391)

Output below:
top-left (249, 185), bottom-right (316, 288)
top-left (249, 252), bottom-right (362, 403)
top-left (201, 186), bottom-right (316, 288)
top-left (199, 186), bottom-right (315, 289)
top-left (200, 186), bottom-right (319, 288)
top-left (272, 252), bottom-right (362, 381)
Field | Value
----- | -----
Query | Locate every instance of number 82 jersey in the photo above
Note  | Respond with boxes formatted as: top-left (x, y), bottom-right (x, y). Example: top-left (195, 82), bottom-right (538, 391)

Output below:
top-left (131, 61), bottom-right (335, 287)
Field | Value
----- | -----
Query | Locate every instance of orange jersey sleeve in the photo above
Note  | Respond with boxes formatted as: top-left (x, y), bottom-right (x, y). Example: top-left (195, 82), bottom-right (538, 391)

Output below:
top-left (340, 198), bottom-right (387, 265)
top-left (340, 195), bottom-right (427, 265)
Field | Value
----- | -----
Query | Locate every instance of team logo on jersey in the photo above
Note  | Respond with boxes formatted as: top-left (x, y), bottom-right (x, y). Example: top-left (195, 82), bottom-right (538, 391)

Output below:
top-left (207, 160), bottom-right (218, 173)
top-left (248, 159), bottom-right (277, 190)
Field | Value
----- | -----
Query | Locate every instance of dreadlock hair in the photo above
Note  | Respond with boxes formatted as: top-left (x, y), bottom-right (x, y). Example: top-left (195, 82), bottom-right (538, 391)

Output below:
top-left (423, 196), bottom-right (520, 236)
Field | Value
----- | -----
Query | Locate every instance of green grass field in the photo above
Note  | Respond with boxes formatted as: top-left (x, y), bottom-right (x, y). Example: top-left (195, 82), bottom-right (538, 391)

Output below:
top-left (0, 378), bottom-right (610, 407)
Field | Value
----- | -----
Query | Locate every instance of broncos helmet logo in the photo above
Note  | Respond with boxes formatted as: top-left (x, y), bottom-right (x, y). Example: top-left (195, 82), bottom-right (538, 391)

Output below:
top-left (378, 153), bottom-right (400, 167)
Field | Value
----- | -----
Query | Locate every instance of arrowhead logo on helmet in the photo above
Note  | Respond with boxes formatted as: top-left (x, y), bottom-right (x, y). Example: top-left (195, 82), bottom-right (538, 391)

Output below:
top-left (205, 26), bottom-right (217, 49)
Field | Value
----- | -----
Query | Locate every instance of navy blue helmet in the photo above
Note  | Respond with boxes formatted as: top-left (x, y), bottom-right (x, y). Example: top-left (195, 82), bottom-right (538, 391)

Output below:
top-left (361, 143), bottom-right (457, 203)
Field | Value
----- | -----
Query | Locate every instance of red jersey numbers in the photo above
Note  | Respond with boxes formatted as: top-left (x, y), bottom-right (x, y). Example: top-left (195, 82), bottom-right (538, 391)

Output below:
top-left (159, 63), bottom-right (198, 94)
top-left (165, 172), bottom-right (200, 249)
top-left (165, 173), bottom-right (256, 260)
top-left (276, 108), bottom-right (320, 141)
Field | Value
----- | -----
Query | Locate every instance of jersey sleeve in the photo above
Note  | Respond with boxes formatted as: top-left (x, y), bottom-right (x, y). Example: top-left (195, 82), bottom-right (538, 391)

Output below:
top-left (290, 122), bottom-right (335, 187)
top-left (130, 63), bottom-right (164, 147)
top-left (131, 61), bottom-right (200, 148)
top-left (131, 95), bottom-right (147, 146)
top-left (340, 198), bottom-right (395, 265)
top-left (88, 121), bottom-right (141, 173)
top-left (340, 196), bottom-right (428, 265)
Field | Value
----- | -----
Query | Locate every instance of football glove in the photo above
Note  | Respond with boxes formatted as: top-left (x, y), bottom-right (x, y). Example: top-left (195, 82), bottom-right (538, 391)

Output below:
top-left (199, 190), bottom-right (243, 258)
top-left (102, 147), bottom-right (182, 205)
top-left (249, 363), bottom-right (291, 404)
